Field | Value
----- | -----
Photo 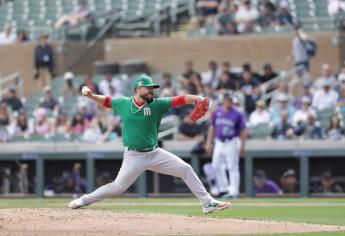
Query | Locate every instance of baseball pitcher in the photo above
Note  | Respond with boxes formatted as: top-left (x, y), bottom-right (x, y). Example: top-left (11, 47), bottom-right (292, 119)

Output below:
top-left (69, 74), bottom-right (230, 213)
top-left (206, 93), bottom-right (246, 198)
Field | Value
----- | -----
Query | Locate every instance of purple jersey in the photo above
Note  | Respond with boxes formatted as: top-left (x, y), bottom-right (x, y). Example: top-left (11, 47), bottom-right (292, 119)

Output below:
top-left (212, 106), bottom-right (246, 140)
top-left (253, 180), bottom-right (282, 194)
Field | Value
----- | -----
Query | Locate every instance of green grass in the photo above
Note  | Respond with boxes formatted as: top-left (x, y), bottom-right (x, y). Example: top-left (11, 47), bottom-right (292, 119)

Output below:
top-left (0, 198), bottom-right (345, 236)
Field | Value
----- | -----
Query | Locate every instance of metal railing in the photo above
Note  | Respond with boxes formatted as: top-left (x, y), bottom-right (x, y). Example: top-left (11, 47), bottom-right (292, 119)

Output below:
top-left (0, 72), bottom-right (23, 98)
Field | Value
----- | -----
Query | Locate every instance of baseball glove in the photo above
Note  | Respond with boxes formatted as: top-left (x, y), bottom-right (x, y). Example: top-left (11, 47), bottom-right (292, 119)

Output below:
top-left (189, 97), bottom-right (209, 121)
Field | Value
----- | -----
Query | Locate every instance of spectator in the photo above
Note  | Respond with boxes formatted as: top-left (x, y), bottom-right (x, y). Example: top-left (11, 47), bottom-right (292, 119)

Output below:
top-left (275, 1), bottom-right (293, 26)
top-left (159, 72), bottom-right (177, 97)
top-left (70, 112), bottom-right (86, 135)
top-left (34, 34), bottom-right (55, 90)
top-left (216, 71), bottom-right (237, 92)
top-left (182, 60), bottom-right (200, 80)
top-left (0, 103), bottom-right (10, 125)
top-left (253, 169), bottom-right (282, 194)
top-left (82, 118), bottom-right (102, 142)
top-left (217, 5), bottom-right (238, 35)
top-left (17, 30), bottom-right (29, 42)
top-left (258, 0), bottom-right (276, 12)
top-left (298, 114), bottom-right (323, 139)
top-left (177, 115), bottom-right (204, 140)
top-left (292, 96), bottom-right (316, 127)
top-left (39, 86), bottom-right (59, 111)
top-left (99, 73), bottom-right (124, 97)
top-left (271, 110), bottom-right (295, 140)
top-left (280, 169), bottom-right (299, 193)
top-left (269, 81), bottom-right (294, 107)
top-left (248, 100), bottom-right (270, 127)
top-left (235, 0), bottom-right (259, 33)
top-left (336, 85), bottom-right (345, 112)
top-left (33, 108), bottom-right (52, 135)
top-left (54, 0), bottom-right (92, 28)
top-left (337, 69), bottom-right (345, 92)
top-left (270, 94), bottom-right (294, 125)
top-left (328, 0), bottom-right (345, 16)
top-left (242, 63), bottom-right (261, 81)
top-left (0, 23), bottom-right (16, 45)
top-left (201, 60), bottom-right (221, 89)
top-left (313, 170), bottom-right (343, 193)
top-left (101, 116), bottom-right (121, 142)
top-left (221, 61), bottom-right (240, 82)
top-left (79, 74), bottom-right (100, 95)
top-left (293, 82), bottom-right (313, 109)
top-left (239, 70), bottom-right (260, 115)
top-left (312, 79), bottom-right (338, 111)
top-left (53, 112), bottom-right (70, 135)
top-left (8, 110), bottom-right (29, 137)
top-left (260, 63), bottom-right (278, 83)
top-left (325, 114), bottom-right (344, 140)
top-left (62, 72), bottom-right (78, 98)
top-left (314, 63), bottom-right (338, 90)
top-left (196, 0), bottom-right (220, 18)
top-left (1, 87), bottom-right (23, 112)
top-left (258, 3), bottom-right (276, 28)
top-left (292, 22), bottom-right (310, 72)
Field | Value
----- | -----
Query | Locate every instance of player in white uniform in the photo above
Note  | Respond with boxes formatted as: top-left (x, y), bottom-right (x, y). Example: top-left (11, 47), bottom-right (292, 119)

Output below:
top-left (69, 74), bottom-right (230, 213)
top-left (206, 93), bottom-right (247, 198)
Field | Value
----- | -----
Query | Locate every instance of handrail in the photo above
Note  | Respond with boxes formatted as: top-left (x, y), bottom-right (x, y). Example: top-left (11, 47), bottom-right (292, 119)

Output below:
top-left (0, 72), bottom-right (23, 98)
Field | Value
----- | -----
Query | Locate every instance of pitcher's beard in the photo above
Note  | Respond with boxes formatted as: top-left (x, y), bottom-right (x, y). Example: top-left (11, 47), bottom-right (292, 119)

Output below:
top-left (141, 93), bottom-right (154, 103)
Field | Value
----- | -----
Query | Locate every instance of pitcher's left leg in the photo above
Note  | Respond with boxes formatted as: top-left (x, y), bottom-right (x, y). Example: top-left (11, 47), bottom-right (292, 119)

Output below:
top-left (148, 148), bottom-right (213, 206)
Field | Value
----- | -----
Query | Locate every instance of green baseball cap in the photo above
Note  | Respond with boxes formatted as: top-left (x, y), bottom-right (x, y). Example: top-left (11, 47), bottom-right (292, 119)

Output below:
top-left (134, 74), bottom-right (160, 89)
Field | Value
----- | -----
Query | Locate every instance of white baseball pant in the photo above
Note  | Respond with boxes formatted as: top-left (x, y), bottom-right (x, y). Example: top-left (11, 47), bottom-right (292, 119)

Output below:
top-left (212, 138), bottom-right (240, 196)
top-left (80, 148), bottom-right (213, 206)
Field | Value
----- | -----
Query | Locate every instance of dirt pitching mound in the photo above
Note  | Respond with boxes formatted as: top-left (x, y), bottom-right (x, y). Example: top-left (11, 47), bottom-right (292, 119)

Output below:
top-left (0, 208), bottom-right (343, 236)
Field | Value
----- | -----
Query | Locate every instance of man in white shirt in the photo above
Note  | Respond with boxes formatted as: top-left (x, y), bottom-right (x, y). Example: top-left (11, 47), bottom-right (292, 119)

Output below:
top-left (99, 73), bottom-right (124, 97)
top-left (235, 0), bottom-right (259, 33)
top-left (248, 100), bottom-right (270, 127)
top-left (201, 60), bottom-right (221, 89)
top-left (314, 63), bottom-right (338, 90)
top-left (0, 23), bottom-right (17, 45)
top-left (292, 96), bottom-right (316, 126)
top-left (312, 79), bottom-right (339, 111)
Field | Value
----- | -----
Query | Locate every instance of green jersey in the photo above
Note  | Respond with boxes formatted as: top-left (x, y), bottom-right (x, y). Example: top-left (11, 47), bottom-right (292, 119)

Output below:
top-left (111, 96), bottom-right (172, 149)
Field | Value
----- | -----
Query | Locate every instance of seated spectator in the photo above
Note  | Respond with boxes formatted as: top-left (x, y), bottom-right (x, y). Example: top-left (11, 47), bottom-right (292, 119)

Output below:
top-left (325, 114), bottom-right (344, 140)
top-left (292, 96), bottom-right (316, 127)
top-left (314, 63), bottom-right (338, 90)
top-left (82, 118), bottom-right (102, 143)
top-left (275, 1), bottom-right (293, 26)
top-left (70, 112), bottom-right (86, 135)
top-left (280, 169), bottom-right (299, 193)
top-left (293, 82), bottom-right (313, 109)
top-left (312, 79), bottom-right (339, 112)
top-left (217, 5), bottom-right (238, 35)
top-left (258, 2), bottom-right (276, 28)
top-left (1, 87), bottom-right (23, 112)
top-left (336, 85), bottom-right (345, 112)
top-left (312, 170), bottom-right (343, 193)
top-left (159, 72), bottom-right (177, 97)
top-left (242, 63), bottom-right (261, 81)
top-left (33, 108), bottom-right (52, 135)
top-left (271, 110), bottom-right (295, 140)
top-left (79, 74), bottom-right (100, 95)
top-left (177, 115), bottom-right (204, 140)
top-left (54, 0), bottom-right (92, 28)
top-left (99, 73), bottom-right (124, 97)
top-left (0, 23), bottom-right (17, 45)
top-left (258, 0), bottom-right (276, 12)
top-left (34, 34), bottom-right (55, 90)
top-left (196, 0), bottom-right (220, 18)
top-left (297, 114), bottom-right (323, 139)
top-left (101, 116), bottom-right (121, 142)
top-left (182, 60), bottom-right (200, 80)
top-left (239, 70), bottom-right (260, 115)
top-left (248, 100), bottom-right (270, 127)
top-left (39, 86), bottom-right (58, 111)
top-left (8, 109), bottom-right (29, 137)
top-left (53, 112), bottom-right (70, 135)
top-left (216, 71), bottom-right (236, 92)
top-left (328, 0), bottom-right (345, 16)
top-left (201, 60), bottom-right (221, 89)
top-left (260, 63), bottom-right (278, 83)
top-left (235, 0), bottom-right (259, 33)
top-left (253, 169), bottom-right (282, 194)
top-left (62, 72), bottom-right (78, 98)
top-left (337, 69), bottom-right (345, 92)
top-left (17, 30), bottom-right (29, 42)
top-left (220, 61), bottom-right (240, 82)
top-left (270, 94), bottom-right (295, 125)
top-left (0, 103), bottom-right (10, 126)
top-left (269, 81), bottom-right (294, 108)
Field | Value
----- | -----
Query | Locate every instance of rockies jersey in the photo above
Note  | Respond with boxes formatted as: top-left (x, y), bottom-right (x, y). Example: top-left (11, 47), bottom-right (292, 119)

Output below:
top-left (111, 96), bottom-right (172, 149)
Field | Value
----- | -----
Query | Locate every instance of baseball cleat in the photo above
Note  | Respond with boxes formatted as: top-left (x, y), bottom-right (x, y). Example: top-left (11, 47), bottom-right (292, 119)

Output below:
top-left (202, 199), bottom-right (231, 214)
top-left (68, 198), bottom-right (84, 209)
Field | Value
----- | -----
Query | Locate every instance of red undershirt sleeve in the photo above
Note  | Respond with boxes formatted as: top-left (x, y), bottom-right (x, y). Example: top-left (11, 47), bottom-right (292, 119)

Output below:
top-left (104, 96), bottom-right (111, 108)
top-left (170, 95), bottom-right (187, 107)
